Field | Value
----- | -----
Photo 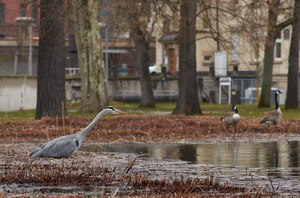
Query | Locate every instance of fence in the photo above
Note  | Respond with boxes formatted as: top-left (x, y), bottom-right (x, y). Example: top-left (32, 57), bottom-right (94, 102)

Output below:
top-left (232, 78), bottom-right (257, 104)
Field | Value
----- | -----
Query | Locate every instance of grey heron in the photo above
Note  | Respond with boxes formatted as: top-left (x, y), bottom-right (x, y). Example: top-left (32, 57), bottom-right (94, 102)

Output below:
top-left (221, 105), bottom-right (240, 132)
top-left (259, 90), bottom-right (282, 130)
top-left (29, 106), bottom-right (126, 159)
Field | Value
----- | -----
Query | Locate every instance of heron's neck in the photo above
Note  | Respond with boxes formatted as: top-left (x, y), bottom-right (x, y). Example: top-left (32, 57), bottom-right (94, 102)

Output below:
top-left (79, 109), bottom-right (108, 140)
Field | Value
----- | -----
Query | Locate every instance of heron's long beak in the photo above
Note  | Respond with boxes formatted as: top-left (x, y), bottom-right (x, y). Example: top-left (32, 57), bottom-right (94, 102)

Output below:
top-left (114, 108), bottom-right (127, 114)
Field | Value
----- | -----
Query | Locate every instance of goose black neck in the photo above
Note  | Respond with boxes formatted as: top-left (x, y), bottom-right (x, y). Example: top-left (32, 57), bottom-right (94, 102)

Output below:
top-left (275, 92), bottom-right (279, 110)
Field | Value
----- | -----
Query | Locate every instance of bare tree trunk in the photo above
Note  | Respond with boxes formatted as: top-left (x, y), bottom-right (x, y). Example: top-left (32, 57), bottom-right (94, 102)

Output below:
top-left (35, 0), bottom-right (66, 119)
top-left (258, 0), bottom-right (279, 108)
top-left (70, 0), bottom-right (108, 112)
top-left (102, 0), bottom-right (156, 107)
top-left (131, 25), bottom-right (155, 107)
top-left (129, 4), bottom-right (155, 108)
top-left (285, 0), bottom-right (300, 109)
top-left (258, 0), bottom-right (292, 107)
top-left (174, 0), bottom-right (201, 115)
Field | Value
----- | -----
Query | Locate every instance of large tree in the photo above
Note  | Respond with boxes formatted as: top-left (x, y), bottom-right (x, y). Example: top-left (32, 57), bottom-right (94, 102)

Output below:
top-left (285, 0), bottom-right (300, 109)
top-left (258, 0), bottom-right (280, 108)
top-left (70, 0), bottom-right (108, 112)
top-left (174, 0), bottom-right (201, 115)
top-left (128, 1), bottom-right (155, 107)
top-left (35, 0), bottom-right (66, 119)
top-left (258, 0), bottom-right (292, 107)
top-left (104, 0), bottom-right (156, 107)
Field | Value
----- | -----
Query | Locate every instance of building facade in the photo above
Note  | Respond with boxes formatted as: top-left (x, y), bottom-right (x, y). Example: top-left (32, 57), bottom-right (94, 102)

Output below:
top-left (0, 0), bottom-right (40, 75)
top-left (153, 0), bottom-right (294, 104)
top-left (0, 0), bottom-right (297, 106)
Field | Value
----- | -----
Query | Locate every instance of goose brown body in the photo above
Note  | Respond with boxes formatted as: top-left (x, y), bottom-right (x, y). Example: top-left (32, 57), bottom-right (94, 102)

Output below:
top-left (259, 90), bottom-right (282, 130)
top-left (221, 105), bottom-right (240, 131)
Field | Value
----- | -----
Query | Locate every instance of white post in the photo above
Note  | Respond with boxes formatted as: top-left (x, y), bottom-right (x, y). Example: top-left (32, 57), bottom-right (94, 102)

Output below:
top-left (14, 52), bottom-right (18, 75)
top-left (219, 77), bottom-right (231, 105)
top-left (219, 83), bottom-right (221, 104)
top-left (229, 79), bottom-right (231, 105)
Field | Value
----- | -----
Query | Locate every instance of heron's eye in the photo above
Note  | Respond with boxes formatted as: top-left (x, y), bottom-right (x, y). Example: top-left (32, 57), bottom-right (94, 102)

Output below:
top-left (106, 106), bottom-right (115, 111)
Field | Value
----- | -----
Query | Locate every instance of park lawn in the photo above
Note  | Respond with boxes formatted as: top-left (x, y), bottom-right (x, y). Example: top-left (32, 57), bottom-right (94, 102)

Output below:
top-left (0, 101), bottom-right (299, 121)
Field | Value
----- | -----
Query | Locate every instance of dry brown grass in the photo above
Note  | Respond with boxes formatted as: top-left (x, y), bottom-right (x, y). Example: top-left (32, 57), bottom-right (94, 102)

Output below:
top-left (0, 157), bottom-right (253, 197)
top-left (0, 114), bottom-right (287, 197)
top-left (0, 114), bottom-right (299, 144)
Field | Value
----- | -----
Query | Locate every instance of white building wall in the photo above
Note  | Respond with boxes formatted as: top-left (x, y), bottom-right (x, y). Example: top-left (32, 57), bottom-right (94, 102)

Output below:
top-left (0, 76), bottom-right (36, 112)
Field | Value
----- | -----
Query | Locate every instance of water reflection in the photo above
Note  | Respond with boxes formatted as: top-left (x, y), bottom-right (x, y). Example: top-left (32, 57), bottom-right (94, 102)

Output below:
top-left (80, 141), bottom-right (300, 176)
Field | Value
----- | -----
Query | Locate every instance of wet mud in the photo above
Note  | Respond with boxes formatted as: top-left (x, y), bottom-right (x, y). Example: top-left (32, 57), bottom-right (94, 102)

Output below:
top-left (1, 115), bottom-right (300, 197)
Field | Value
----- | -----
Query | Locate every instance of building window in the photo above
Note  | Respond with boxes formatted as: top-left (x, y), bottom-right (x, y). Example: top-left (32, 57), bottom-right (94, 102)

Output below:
top-left (0, 3), bottom-right (5, 25)
top-left (274, 33), bottom-right (282, 60)
top-left (275, 42), bottom-right (281, 59)
top-left (202, 51), bottom-right (214, 64)
top-left (20, 3), bottom-right (26, 17)
top-left (204, 55), bottom-right (213, 62)
top-left (283, 29), bottom-right (290, 40)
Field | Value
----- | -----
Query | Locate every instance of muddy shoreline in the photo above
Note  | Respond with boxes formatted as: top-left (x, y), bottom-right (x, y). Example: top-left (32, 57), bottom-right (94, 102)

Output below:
top-left (1, 115), bottom-right (300, 197)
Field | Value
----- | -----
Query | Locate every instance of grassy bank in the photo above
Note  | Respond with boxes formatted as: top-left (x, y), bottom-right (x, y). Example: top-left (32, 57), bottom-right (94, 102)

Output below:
top-left (0, 101), bottom-right (299, 121)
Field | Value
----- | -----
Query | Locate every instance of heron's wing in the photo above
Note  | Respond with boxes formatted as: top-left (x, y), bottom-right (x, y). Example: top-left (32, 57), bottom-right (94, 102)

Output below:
top-left (39, 135), bottom-right (79, 158)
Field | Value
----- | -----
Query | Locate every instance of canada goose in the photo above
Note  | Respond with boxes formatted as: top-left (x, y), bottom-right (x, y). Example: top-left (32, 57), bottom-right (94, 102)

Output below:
top-left (259, 90), bottom-right (282, 131)
top-left (221, 105), bottom-right (240, 132)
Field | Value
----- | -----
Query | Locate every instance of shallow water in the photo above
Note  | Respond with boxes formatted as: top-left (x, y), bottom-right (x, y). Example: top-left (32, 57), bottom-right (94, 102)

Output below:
top-left (81, 140), bottom-right (300, 177)
top-left (3, 140), bottom-right (300, 196)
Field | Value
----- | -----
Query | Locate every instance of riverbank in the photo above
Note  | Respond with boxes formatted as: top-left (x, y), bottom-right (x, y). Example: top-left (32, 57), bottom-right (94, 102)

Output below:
top-left (1, 114), bottom-right (300, 197)
top-left (1, 114), bottom-right (300, 144)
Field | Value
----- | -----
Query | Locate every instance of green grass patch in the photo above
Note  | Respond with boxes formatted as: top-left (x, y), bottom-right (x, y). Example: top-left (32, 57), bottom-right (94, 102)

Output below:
top-left (1, 102), bottom-right (300, 121)
top-left (201, 103), bottom-right (300, 119)
top-left (0, 110), bottom-right (35, 121)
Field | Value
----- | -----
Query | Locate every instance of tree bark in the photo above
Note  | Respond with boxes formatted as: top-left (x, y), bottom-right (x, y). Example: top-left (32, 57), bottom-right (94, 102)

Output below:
top-left (35, 0), bottom-right (66, 119)
top-left (105, 0), bottom-right (155, 107)
top-left (131, 24), bottom-right (155, 108)
top-left (258, 0), bottom-right (280, 108)
top-left (174, 0), bottom-right (201, 115)
top-left (70, 0), bottom-right (108, 112)
top-left (285, 0), bottom-right (300, 109)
